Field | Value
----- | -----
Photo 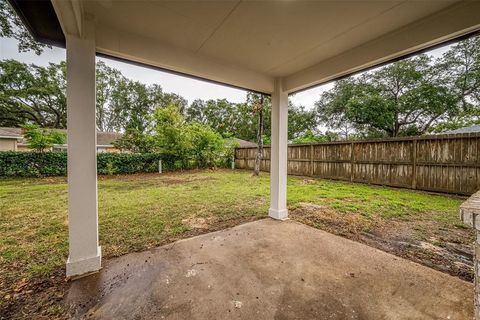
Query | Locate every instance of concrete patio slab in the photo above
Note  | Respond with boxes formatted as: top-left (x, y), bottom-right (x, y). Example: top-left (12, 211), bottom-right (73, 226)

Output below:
top-left (66, 219), bottom-right (473, 319)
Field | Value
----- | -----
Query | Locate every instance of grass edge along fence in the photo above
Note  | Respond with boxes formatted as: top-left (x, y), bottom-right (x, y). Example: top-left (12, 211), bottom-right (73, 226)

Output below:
top-left (0, 152), bottom-right (173, 177)
top-left (235, 132), bottom-right (480, 195)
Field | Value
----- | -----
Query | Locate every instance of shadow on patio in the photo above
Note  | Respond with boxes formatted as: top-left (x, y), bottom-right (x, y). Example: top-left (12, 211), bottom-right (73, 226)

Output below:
top-left (67, 219), bottom-right (472, 320)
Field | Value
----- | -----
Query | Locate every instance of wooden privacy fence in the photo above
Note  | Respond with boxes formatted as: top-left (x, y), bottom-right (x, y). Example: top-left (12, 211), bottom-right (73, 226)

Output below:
top-left (235, 133), bottom-right (480, 195)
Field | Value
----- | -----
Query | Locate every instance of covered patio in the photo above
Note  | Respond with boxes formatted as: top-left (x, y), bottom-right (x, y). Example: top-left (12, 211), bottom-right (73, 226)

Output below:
top-left (9, 0), bottom-right (480, 318)
top-left (67, 219), bottom-right (472, 319)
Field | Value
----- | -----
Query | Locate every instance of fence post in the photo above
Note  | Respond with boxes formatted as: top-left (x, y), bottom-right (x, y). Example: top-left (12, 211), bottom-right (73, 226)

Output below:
top-left (350, 141), bottom-right (354, 182)
top-left (412, 138), bottom-right (417, 189)
top-left (310, 144), bottom-right (314, 177)
top-left (158, 160), bottom-right (162, 174)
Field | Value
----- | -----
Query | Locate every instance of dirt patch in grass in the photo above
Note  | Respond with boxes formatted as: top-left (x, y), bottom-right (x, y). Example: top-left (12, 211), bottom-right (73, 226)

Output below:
top-left (1, 269), bottom-right (67, 320)
top-left (291, 203), bottom-right (475, 282)
top-left (97, 169), bottom-right (221, 181)
top-left (98, 171), bottom-right (218, 188)
top-left (362, 220), bottom-right (474, 281)
top-left (160, 175), bottom-right (217, 185)
top-left (292, 202), bottom-right (379, 238)
top-left (172, 215), bottom-right (264, 241)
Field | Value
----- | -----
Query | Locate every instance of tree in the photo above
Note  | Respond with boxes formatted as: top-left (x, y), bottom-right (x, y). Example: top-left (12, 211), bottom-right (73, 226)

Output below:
top-left (288, 103), bottom-right (318, 140)
top-left (237, 100), bottom-right (268, 141)
top-left (185, 98), bottom-right (239, 137)
top-left (113, 127), bottom-right (155, 153)
top-left (437, 36), bottom-right (480, 110)
top-left (121, 82), bottom-right (164, 132)
top-left (22, 124), bottom-right (66, 152)
top-left (247, 92), bottom-right (265, 176)
top-left (315, 79), bottom-right (356, 140)
top-left (0, 59), bottom-right (172, 132)
top-left (316, 55), bottom-right (458, 137)
top-left (0, 60), bottom-right (67, 128)
top-left (0, 1), bottom-right (50, 55)
top-left (185, 96), bottom-right (319, 144)
top-left (429, 108), bottom-right (480, 133)
top-left (152, 105), bottom-right (229, 168)
top-left (188, 123), bottom-right (224, 168)
top-left (95, 61), bottom-right (129, 132)
top-left (186, 98), bottom-right (265, 142)
top-left (434, 35), bottom-right (480, 130)
top-left (160, 93), bottom-right (188, 113)
top-left (185, 99), bottom-right (207, 124)
top-left (152, 105), bottom-right (192, 167)
top-left (292, 129), bottom-right (339, 144)
top-left (97, 67), bottom-right (167, 133)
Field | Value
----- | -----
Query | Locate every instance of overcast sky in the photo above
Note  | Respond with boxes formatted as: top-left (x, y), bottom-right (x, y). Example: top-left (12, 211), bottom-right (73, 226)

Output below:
top-left (0, 37), bottom-right (452, 109)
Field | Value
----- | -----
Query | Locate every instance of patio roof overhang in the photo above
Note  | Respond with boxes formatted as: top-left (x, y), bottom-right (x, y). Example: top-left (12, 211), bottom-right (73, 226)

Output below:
top-left (8, 0), bottom-right (480, 290)
top-left (10, 0), bottom-right (480, 94)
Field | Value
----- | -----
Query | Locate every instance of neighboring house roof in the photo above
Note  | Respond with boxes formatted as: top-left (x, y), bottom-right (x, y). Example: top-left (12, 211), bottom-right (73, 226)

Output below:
top-left (0, 127), bottom-right (123, 146)
top-left (0, 127), bottom-right (23, 139)
top-left (234, 138), bottom-right (258, 148)
top-left (97, 132), bottom-right (123, 146)
top-left (442, 125), bottom-right (480, 135)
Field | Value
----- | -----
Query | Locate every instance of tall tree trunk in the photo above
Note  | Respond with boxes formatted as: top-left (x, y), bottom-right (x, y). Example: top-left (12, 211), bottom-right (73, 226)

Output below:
top-left (253, 95), bottom-right (264, 176)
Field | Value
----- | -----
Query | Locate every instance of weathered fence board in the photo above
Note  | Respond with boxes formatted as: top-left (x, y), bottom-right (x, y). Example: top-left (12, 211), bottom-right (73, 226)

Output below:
top-left (235, 133), bottom-right (480, 195)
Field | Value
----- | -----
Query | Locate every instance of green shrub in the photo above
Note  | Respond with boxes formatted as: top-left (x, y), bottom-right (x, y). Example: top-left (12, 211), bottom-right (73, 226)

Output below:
top-left (0, 152), bottom-right (172, 177)
top-left (96, 153), bottom-right (166, 175)
top-left (188, 123), bottom-right (224, 168)
top-left (21, 124), bottom-right (67, 152)
top-left (0, 151), bottom-right (67, 177)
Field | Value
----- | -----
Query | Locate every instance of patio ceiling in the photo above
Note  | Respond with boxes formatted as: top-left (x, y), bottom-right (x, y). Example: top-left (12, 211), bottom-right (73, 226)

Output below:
top-left (12, 0), bottom-right (480, 94)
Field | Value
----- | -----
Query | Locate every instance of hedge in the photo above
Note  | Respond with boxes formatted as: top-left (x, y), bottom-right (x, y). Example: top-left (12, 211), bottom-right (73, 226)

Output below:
top-left (0, 152), bottom-right (172, 177)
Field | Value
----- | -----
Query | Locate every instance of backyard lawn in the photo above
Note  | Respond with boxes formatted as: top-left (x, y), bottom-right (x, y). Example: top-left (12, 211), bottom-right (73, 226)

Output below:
top-left (0, 169), bottom-right (473, 319)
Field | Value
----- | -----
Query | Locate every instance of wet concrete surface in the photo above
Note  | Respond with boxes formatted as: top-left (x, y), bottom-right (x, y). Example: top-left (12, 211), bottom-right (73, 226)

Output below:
top-left (66, 219), bottom-right (473, 319)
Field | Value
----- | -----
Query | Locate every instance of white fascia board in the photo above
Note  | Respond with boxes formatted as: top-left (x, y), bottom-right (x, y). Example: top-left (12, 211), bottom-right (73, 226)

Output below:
top-left (51, 0), bottom-right (82, 37)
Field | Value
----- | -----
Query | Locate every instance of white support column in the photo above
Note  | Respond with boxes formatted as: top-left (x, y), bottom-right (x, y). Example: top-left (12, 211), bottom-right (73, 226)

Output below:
top-left (65, 22), bottom-right (101, 277)
top-left (269, 78), bottom-right (289, 220)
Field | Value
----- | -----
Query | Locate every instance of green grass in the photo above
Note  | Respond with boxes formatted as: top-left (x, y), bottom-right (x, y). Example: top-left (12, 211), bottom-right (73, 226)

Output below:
top-left (0, 170), bottom-right (464, 292)
top-left (287, 177), bottom-right (463, 223)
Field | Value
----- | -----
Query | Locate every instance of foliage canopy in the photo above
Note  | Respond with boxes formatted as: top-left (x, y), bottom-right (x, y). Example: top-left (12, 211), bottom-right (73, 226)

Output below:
top-left (22, 124), bottom-right (66, 152)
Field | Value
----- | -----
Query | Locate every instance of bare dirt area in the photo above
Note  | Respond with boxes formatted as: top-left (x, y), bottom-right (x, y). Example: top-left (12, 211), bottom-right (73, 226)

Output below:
top-left (1, 270), bottom-right (68, 320)
top-left (291, 203), bottom-right (475, 282)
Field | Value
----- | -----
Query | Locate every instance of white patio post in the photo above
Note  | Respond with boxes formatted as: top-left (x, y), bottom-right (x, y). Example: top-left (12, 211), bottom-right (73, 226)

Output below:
top-left (269, 78), bottom-right (288, 220)
top-left (65, 22), bottom-right (101, 277)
